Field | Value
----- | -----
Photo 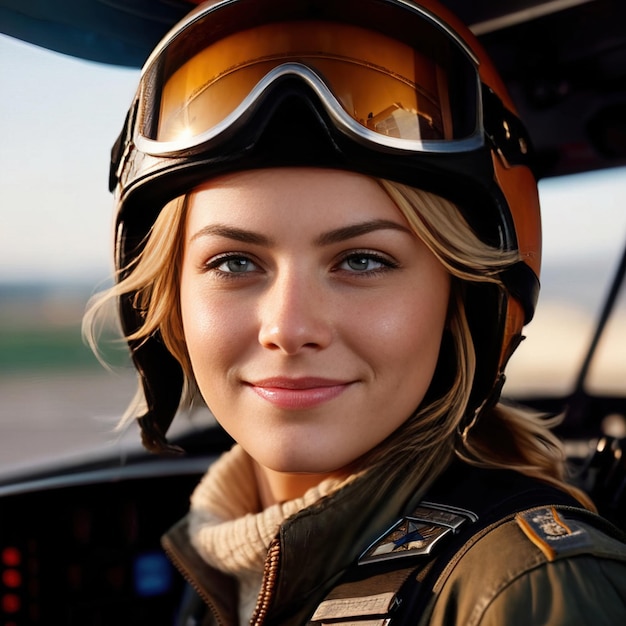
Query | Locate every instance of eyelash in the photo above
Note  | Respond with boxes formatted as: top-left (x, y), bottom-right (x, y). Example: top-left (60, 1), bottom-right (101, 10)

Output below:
top-left (202, 253), bottom-right (260, 278)
top-left (201, 250), bottom-right (399, 279)
top-left (335, 250), bottom-right (399, 276)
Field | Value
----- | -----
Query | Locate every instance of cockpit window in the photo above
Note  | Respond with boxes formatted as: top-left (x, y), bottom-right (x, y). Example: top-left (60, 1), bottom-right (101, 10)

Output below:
top-left (505, 167), bottom-right (626, 397)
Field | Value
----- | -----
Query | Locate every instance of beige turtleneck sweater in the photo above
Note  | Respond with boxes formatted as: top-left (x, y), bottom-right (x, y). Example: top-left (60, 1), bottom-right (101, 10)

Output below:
top-left (187, 445), bottom-right (350, 624)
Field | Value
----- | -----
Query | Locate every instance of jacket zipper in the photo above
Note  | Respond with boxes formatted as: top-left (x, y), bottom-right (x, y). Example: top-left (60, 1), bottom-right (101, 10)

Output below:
top-left (162, 534), bottom-right (226, 626)
top-left (250, 539), bottom-right (282, 626)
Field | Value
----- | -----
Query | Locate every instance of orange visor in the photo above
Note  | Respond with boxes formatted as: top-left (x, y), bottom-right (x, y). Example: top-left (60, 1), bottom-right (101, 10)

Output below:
top-left (135, 1), bottom-right (482, 156)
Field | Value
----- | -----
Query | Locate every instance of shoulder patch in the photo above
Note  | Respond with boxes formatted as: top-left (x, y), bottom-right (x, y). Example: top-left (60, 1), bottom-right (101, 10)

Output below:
top-left (516, 506), bottom-right (593, 561)
top-left (359, 502), bottom-right (478, 565)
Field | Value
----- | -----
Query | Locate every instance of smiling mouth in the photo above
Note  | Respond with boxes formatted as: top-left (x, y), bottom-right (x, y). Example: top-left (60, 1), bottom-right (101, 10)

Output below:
top-left (245, 377), bottom-right (353, 410)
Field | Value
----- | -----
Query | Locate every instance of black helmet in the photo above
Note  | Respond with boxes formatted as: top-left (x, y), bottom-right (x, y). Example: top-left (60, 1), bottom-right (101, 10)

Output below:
top-left (109, 0), bottom-right (541, 453)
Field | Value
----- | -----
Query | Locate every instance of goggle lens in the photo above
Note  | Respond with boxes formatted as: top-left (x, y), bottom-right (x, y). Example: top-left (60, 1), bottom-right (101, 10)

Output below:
top-left (137, 1), bottom-right (481, 154)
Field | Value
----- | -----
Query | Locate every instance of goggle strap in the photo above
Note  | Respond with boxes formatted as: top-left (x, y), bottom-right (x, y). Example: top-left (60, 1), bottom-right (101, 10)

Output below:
top-left (482, 85), bottom-right (534, 170)
top-left (110, 98), bottom-right (139, 193)
top-left (501, 260), bottom-right (540, 324)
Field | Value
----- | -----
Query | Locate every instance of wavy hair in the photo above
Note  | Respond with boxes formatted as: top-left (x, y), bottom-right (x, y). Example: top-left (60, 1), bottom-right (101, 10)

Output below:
top-left (369, 180), bottom-right (593, 509)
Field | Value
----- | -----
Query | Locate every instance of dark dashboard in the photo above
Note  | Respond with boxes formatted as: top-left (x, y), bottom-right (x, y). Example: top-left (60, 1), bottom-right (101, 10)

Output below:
top-left (0, 456), bottom-right (211, 625)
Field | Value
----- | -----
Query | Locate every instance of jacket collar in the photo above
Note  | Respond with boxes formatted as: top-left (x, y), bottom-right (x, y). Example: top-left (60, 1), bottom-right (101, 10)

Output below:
top-left (163, 451), bottom-right (436, 624)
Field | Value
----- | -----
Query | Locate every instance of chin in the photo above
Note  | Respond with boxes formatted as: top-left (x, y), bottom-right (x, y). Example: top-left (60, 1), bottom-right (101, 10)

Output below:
top-left (252, 445), bottom-right (349, 475)
top-left (266, 457), bottom-right (339, 476)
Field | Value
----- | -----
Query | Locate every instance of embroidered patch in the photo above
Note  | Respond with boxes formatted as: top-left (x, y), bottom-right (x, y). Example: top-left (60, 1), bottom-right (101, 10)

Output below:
top-left (359, 502), bottom-right (477, 565)
top-left (310, 591), bottom-right (399, 623)
top-left (516, 507), bottom-right (592, 561)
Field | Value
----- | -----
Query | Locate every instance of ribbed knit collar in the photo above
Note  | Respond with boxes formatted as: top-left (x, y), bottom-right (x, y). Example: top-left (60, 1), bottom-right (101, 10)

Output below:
top-left (187, 445), bottom-right (353, 622)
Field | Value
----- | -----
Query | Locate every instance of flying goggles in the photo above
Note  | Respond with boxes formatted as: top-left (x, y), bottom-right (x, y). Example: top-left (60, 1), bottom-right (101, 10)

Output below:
top-left (112, 0), bottom-right (532, 198)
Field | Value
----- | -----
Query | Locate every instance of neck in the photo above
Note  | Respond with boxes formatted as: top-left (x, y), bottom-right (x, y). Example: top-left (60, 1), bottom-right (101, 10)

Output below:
top-left (252, 461), bottom-right (349, 509)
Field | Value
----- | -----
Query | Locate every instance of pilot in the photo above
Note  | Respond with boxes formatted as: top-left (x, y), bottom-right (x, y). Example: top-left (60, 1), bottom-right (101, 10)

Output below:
top-left (86, 0), bottom-right (626, 623)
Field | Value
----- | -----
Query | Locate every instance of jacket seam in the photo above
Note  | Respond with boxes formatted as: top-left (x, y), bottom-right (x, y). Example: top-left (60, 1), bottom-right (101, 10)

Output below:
top-left (468, 553), bottom-right (550, 626)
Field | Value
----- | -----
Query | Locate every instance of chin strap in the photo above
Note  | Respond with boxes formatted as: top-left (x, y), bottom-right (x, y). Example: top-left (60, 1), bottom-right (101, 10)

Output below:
top-left (117, 270), bottom-right (187, 454)
top-left (458, 371), bottom-right (507, 443)
top-left (133, 334), bottom-right (186, 455)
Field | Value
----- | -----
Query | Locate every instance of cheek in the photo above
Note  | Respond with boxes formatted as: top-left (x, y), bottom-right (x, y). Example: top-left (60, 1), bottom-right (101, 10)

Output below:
top-left (181, 287), bottom-right (254, 388)
top-left (365, 287), bottom-right (450, 403)
top-left (180, 287), bottom-right (238, 383)
top-left (360, 292), bottom-right (448, 355)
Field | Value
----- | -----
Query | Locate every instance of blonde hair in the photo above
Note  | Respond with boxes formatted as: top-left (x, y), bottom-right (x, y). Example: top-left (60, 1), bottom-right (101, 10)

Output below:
top-left (84, 175), bottom-right (593, 509)
top-left (370, 180), bottom-right (593, 509)
top-left (84, 195), bottom-right (194, 422)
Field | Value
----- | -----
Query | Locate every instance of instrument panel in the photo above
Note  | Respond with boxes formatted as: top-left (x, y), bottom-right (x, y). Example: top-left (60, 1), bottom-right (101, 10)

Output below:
top-left (0, 459), bottom-right (209, 625)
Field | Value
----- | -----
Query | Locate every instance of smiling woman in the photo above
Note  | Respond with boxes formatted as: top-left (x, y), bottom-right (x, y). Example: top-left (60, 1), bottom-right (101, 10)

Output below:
top-left (16, 0), bottom-right (626, 624)
top-left (179, 169), bottom-right (451, 495)
top-left (78, 2), bottom-right (626, 623)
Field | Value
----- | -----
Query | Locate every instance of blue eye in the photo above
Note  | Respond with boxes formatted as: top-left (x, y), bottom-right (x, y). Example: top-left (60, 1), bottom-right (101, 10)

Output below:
top-left (220, 257), bottom-right (256, 273)
top-left (205, 254), bottom-right (259, 275)
top-left (339, 253), bottom-right (392, 273)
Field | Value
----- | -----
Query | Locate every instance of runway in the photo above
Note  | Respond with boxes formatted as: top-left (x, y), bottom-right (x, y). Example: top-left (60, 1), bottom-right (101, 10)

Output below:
top-left (0, 369), bottom-right (214, 480)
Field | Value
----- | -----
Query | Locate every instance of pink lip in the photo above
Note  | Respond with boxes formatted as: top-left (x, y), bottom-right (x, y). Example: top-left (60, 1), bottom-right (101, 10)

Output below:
top-left (246, 377), bottom-right (352, 410)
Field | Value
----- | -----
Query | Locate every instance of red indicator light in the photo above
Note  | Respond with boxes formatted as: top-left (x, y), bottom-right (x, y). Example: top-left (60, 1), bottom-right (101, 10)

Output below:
top-left (1, 547), bottom-right (21, 567)
top-left (1, 593), bottom-right (20, 613)
top-left (2, 569), bottom-right (22, 588)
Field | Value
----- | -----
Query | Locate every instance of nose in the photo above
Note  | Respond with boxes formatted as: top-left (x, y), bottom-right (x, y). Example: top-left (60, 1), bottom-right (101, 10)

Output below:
top-left (257, 269), bottom-right (333, 354)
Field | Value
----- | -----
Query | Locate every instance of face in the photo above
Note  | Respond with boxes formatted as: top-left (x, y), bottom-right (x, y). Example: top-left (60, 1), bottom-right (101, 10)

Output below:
top-left (180, 168), bottom-right (450, 480)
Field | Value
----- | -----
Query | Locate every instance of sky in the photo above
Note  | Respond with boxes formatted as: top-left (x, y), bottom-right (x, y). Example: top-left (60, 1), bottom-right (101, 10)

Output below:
top-left (1, 33), bottom-right (626, 286)
top-left (0, 35), bottom-right (138, 283)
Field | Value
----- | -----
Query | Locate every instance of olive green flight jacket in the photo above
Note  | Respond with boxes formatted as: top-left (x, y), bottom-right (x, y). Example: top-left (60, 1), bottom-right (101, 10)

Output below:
top-left (163, 462), bottom-right (626, 625)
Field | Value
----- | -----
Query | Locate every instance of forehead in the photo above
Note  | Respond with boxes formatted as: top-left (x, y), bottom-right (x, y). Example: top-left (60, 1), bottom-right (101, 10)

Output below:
top-left (185, 167), bottom-right (411, 231)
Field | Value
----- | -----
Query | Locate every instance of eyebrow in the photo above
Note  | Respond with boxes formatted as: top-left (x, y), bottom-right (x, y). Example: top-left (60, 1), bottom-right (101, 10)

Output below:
top-left (189, 219), bottom-right (413, 246)
top-left (189, 224), bottom-right (273, 246)
top-left (314, 219), bottom-right (413, 245)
